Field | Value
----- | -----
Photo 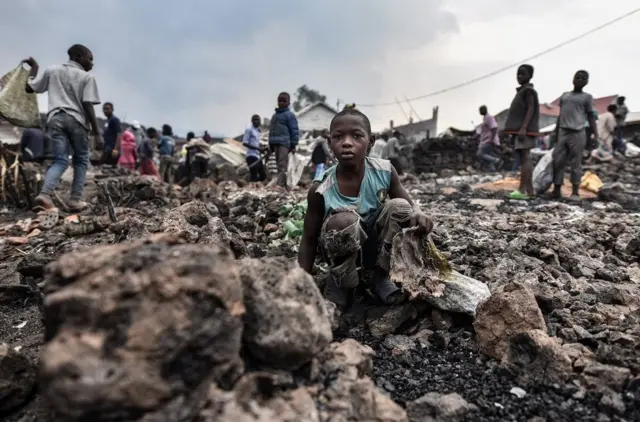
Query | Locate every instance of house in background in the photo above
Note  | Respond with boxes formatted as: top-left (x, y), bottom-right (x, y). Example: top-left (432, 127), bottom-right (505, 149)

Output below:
top-left (294, 102), bottom-right (339, 133)
top-left (495, 95), bottom-right (619, 132)
top-left (389, 106), bottom-right (439, 142)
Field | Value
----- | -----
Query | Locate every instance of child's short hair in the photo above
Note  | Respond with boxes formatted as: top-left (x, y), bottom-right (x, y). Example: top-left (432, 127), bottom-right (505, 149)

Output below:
top-left (278, 92), bottom-right (290, 100)
top-left (162, 124), bottom-right (173, 136)
top-left (330, 107), bottom-right (372, 135)
top-left (186, 131), bottom-right (195, 140)
top-left (147, 127), bottom-right (157, 138)
top-left (67, 44), bottom-right (90, 60)
top-left (104, 102), bottom-right (114, 108)
top-left (519, 64), bottom-right (534, 77)
top-left (607, 104), bottom-right (618, 113)
top-left (576, 70), bottom-right (589, 77)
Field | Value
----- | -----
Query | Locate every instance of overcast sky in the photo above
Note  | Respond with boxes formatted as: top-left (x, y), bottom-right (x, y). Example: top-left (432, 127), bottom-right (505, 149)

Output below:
top-left (1, 0), bottom-right (638, 136)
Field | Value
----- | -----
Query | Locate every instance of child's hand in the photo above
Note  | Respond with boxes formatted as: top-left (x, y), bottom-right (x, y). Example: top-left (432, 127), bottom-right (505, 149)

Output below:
top-left (409, 209), bottom-right (433, 234)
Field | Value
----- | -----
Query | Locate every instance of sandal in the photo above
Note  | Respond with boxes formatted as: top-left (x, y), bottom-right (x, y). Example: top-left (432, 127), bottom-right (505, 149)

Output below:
top-left (508, 190), bottom-right (532, 200)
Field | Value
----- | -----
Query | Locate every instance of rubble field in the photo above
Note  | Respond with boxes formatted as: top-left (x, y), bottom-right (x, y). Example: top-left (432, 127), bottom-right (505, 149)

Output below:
top-left (0, 159), bottom-right (639, 422)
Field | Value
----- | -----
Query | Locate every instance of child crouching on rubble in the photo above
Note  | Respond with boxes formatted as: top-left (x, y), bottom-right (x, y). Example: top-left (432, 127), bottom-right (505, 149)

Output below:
top-left (298, 108), bottom-right (433, 310)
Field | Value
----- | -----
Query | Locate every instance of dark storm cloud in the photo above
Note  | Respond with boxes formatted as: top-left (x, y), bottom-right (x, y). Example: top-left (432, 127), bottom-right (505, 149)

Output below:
top-left (0, 0), bottom-right (459, 134)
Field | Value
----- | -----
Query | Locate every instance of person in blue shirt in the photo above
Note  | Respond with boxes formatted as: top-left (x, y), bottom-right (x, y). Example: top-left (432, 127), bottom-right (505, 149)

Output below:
top-left (157, 124), bottom-right (175, 184)
top-left (298, 108), bottom-right (433, 310)
top-left (101, 102), bottom-right (121, 167)
top-left (268, 92), bottom-right (299, 189)
top-left (243, 114), bottom-right (266, 182)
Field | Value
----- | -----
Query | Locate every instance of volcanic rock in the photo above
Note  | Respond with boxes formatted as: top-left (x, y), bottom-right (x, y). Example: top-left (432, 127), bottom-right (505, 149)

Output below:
top-left (406, 392), bottom-right (478, 422)
top-left (239, 257), bottom-right (332, 370)
top-left (39, 234), bottom-right (245, 421)
top-left (0, 343), bottom-right (37, 413)
top-left (501, 329), bottom-right (573, 386)
top-left (474, 283), bottom-right (547, 360)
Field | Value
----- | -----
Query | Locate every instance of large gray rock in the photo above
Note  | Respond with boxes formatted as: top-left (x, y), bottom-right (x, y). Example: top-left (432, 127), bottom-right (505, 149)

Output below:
top-left (239, 257), bottom-right (332, 370)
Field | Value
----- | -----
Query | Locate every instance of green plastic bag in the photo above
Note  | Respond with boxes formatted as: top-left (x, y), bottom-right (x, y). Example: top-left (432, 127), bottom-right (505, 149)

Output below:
top-left (0, 65), bottom-right (40, 128)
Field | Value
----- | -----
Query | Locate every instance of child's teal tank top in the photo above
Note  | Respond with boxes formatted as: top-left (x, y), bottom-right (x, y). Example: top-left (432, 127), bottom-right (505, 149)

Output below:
top-left (314, 157), bottom-right (392, 218)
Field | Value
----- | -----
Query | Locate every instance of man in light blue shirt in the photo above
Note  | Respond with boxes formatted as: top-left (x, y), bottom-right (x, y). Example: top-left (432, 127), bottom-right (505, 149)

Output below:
top-left (243, 114), bottom-right (266, 182)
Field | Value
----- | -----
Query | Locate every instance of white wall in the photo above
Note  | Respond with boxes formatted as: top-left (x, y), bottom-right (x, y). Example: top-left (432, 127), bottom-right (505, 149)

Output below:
top-left (297, 106), bottom-right (336, 132)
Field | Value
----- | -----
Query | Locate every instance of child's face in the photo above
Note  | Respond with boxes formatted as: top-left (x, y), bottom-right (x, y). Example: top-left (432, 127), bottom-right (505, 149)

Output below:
top-left (277, 95), bottom-right (289, 108)
top-left (573, 72), bottom-right (588, 89)
top-left (516, 67), bottom-right (530, 85)
top-left (329, 115), bottom-right (370, 165)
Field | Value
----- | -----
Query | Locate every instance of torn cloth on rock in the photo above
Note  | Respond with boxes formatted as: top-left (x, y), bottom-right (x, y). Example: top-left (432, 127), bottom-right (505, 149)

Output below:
top-left (389, 228), bottom-right (490, 316)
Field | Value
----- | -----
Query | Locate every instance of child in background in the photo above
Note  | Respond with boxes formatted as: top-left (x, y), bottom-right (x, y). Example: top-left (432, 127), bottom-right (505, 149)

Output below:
top-left (308, 129), bottom-right (332, 179)
top-left (158, 124), bottom-right (176, 184)
top-left (298, 108), bottom-right (433, 310)
top-left (268, 92), bottom-right (299, 189)
top-left (504, 64), bottom-right (540, 200)
top-left (139, 127), bottom-right (160, 180)
top-left (117, 128), bottom-right (137, 171)
top-left (552, 70), bottom-right (598, 201)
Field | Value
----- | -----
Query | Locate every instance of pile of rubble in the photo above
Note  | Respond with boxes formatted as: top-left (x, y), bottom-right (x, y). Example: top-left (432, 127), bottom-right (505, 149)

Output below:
top-left (1, 156), bottom-right (640, 421)
top-left (410, 136), bottom-right (516, 175)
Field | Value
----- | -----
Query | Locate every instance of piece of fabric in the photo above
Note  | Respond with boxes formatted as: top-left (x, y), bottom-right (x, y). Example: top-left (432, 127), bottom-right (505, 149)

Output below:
top-left (319, 198), bottom-right (412, 289)
top-left (557, 91), bottom-right (594, 131)
top-left (479, 114), bottom-right (500, 146)
top-left (369, 139), bottom-right (388, 159)
top-left (553, 129), bottom-right (586, 185)
top-left (504, 83), bottom-right (540, 135)
top-left (315, 157), bottom-right (392, 218)
top-left (139, 158), bottom-right (160, 180)
top-left (270, 144), bottom-right (289, 188)
top-left (159, 155), bottom-right (174, 184)
top-left (268, 107), bottom-right (299, 147)
top-left (28, 61), bottom-right (101, 129)
top-left (117, 130), bottom-right (137, 169)
top-left (20, 128), bottom-right (48, 161)
top-left (158, 135), bottom-right (175, 157)
top-left (41, 111), bottom-right (89, 200)
top-left (246, 156), bottom-right (266, 182)
top-left (243, 126), bottom-right (261, 159)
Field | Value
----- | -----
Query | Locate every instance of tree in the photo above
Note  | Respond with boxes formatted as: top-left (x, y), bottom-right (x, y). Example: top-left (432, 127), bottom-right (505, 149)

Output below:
top-left (292, 85), bottom-right (327, 112)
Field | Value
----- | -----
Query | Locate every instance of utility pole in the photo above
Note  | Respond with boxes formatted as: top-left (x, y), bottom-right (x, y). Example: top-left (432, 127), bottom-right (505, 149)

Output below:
top-left (394, 97), bottom-right (410, 123)
top-left (404, 97), bottom-right (421, 121)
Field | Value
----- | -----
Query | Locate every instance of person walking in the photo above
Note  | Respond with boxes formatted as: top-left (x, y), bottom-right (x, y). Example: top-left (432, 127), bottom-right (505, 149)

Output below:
top-left (476, 106), bottom-right (503, 173)
top-left (23, 44), bottom-right (101, 211)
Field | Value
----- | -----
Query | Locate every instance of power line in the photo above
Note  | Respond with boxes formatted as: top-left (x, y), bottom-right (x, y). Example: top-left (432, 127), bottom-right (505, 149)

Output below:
top-left (358, 7), bottom-right (640, 108)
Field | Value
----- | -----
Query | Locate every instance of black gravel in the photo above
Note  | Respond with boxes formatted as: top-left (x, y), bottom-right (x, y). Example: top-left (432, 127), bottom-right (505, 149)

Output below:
top-left (351, 329), bottom-right (640, 422)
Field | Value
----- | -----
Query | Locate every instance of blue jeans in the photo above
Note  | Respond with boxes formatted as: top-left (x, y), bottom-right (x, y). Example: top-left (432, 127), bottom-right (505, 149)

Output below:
top-left (614, 127), bottom-right (627, 154)
top-left (41, 112), bottom-right (90, 200)
top-left (512, 153), bottom-right (520, 172)
top-left (476, 143), bottom-right (499, 172)
top-left (314, 162), bottom-right (326, 179)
